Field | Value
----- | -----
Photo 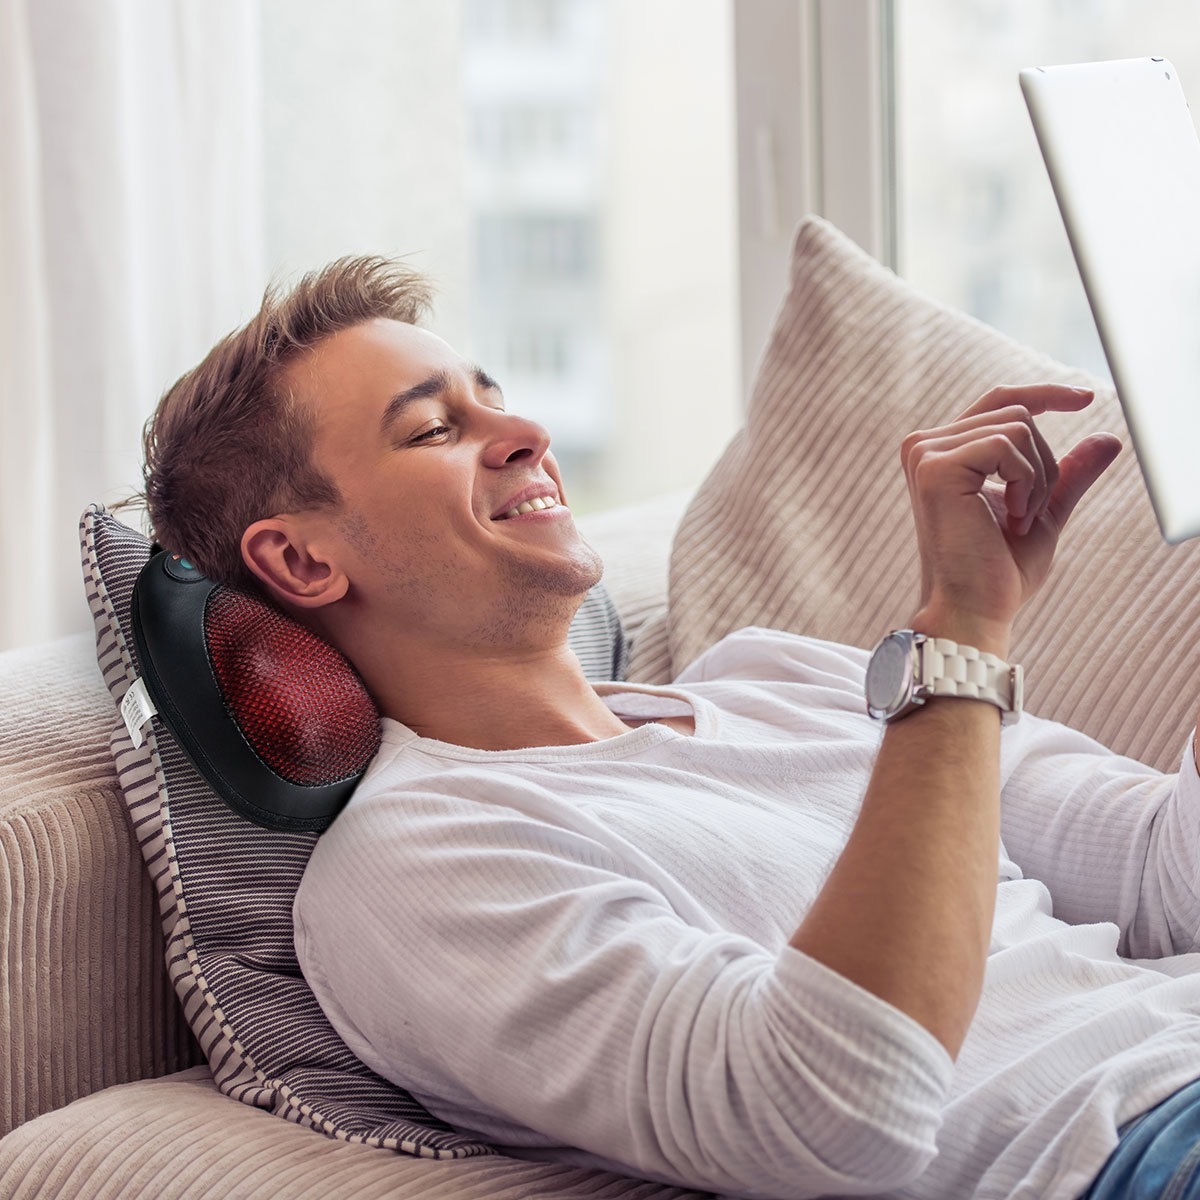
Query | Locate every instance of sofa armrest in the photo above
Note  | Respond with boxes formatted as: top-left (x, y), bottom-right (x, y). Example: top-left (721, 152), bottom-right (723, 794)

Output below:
top-left (0, 636), bottom-right (200, 1136)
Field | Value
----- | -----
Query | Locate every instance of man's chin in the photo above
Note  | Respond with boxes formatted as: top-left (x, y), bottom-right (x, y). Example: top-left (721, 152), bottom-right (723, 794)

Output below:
top-left (506, 540), bottom-right (605, 598)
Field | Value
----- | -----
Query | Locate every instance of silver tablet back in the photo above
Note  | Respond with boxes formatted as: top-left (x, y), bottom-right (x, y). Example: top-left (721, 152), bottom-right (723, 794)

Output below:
top-left (1022, 57), bottom-right (1200, 543)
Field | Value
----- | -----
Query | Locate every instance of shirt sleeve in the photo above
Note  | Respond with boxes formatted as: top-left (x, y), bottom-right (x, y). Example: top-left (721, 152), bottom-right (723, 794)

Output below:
top-left (999, 713), bottom-right (1200, 958)
top-left (294, 775), bottom-right (953, 1198)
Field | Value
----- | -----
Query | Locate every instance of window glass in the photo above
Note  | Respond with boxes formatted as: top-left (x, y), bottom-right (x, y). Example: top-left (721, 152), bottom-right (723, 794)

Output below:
top-left (897, 0), bottom-right (1200, 376)
top-left (260, 0), bottom-right (739, 512)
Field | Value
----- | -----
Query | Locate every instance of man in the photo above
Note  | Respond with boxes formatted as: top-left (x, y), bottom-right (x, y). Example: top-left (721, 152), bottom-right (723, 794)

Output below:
top-left (145, 257), bottom-right (1200, 1199)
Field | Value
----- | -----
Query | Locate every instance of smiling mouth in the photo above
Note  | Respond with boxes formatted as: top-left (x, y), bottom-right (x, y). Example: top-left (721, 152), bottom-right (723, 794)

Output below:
top-left (494, 496), bottom-right (562, 521)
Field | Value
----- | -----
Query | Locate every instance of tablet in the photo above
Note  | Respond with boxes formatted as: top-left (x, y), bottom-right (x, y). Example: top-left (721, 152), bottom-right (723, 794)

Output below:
top-left (1021, 57), bottom-right (1200, 543)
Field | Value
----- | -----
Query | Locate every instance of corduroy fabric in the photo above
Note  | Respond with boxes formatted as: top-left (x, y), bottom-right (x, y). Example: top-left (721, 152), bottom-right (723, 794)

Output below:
top-left (0, 637), bottom-right (200, 1138)
top-left (0, 1067), bottom-right (710, 1200)
top-left (668, 216), bottom-right (1200, 771)
top-left (625, 607), bottom-right (672, 684)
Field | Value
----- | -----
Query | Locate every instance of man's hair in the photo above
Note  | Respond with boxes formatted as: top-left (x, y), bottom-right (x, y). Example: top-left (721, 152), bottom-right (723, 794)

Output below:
top-left (142, 256), bottom-right (433, 592)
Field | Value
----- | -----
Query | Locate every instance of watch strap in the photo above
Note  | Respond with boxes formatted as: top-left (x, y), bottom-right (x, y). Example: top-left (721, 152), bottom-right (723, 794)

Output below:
top-left (918, 635), bottom-right (1023, 725)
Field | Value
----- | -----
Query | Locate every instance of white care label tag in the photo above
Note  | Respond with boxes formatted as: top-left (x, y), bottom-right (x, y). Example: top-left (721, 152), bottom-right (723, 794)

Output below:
top-left (120, 677), bottom-right (158, 748)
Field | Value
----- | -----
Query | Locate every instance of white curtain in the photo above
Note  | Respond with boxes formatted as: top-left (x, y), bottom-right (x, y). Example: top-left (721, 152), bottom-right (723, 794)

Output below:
top-left (0, 0), bottom-right (267, 651)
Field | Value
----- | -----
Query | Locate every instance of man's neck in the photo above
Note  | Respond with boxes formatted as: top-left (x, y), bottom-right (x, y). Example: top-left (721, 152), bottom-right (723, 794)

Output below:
top-left (358, 638), bottom-right (634, 751)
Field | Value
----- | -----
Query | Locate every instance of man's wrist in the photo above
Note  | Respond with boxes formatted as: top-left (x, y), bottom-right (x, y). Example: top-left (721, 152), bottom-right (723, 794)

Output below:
top-left (909, 605), bottom-right (1011, 661)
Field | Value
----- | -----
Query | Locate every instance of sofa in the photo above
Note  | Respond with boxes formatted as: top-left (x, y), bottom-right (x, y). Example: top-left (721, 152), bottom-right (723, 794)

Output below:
top-left (6, 217), bottom-right (1200, 1199)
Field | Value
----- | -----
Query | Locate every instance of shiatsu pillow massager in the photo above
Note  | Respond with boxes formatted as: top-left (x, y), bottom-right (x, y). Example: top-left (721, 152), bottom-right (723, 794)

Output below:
top-left (131, 549), bottom-right (381, 832)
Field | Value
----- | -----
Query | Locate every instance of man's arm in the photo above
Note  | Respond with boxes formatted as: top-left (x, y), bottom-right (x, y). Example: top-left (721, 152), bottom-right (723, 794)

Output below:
top-left (790, 384), bottom-right (1121, 1057)
top-left (997, 714), bottom-right (1200, 959)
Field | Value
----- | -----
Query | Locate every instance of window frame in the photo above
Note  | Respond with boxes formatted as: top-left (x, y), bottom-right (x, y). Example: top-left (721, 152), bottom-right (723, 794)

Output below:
top-left (732, 0), bottom-right (896, 395)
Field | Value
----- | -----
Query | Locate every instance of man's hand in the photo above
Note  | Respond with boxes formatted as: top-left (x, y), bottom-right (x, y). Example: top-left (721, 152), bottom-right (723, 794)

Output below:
top-left (900, 383), bottom-right (1122, 656)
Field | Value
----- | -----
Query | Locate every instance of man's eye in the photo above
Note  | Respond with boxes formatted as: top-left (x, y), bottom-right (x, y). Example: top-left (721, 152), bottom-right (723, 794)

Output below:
top-left (410, 423), bottom-right (450, 444)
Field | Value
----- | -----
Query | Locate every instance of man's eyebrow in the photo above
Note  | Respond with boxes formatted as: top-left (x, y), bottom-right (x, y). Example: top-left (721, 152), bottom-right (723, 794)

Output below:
top-left (379, 371), bottom-right (452, 434)
top-left (473, 366), bottom-right (503, 395)
top-left (379, 365), bottom-right (505, 435)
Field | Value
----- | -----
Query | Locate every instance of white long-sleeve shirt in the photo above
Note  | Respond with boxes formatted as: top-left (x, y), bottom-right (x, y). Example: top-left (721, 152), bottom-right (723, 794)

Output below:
top-left (294, 627), bottom-right (1200, 1199)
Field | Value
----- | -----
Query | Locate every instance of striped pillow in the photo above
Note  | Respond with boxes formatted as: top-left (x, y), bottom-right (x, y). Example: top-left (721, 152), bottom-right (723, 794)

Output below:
top-left (668, 216), bottom-right (1200, 772)
top-left (80, 504), bottom-right (624, 1155)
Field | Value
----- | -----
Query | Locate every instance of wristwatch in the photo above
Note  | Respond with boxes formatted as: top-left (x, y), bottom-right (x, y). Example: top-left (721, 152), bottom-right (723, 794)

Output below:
top-left (865, 630), bottom-right (1023, 726)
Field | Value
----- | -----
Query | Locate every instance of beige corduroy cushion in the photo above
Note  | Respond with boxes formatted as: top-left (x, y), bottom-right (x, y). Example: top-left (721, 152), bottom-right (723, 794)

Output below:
top-left (668, 216), bottom-right (1200, 772)
top-left (0, 635), bottom-right (199, 1139)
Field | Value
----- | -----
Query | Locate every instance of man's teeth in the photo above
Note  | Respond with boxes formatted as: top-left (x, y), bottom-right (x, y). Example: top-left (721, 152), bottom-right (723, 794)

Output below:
top-left (501, 496), bottom-right (559, 519)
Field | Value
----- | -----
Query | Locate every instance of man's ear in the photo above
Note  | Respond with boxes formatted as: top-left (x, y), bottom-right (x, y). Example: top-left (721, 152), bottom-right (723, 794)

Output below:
top-left (240, 518), bottom-right (349, 610)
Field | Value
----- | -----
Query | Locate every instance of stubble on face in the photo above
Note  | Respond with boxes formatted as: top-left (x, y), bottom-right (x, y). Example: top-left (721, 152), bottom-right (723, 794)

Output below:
top-left (336, 509), bottom-right (605, 650)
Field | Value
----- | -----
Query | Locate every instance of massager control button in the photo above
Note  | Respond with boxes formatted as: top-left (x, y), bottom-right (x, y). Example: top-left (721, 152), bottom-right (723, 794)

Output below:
top-left (164, 554), bottom-right (206, 583)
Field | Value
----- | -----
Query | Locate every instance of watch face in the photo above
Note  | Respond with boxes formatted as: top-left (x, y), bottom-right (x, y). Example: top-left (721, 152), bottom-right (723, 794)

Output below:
top-left (866, 633), bottom-right (913, 718)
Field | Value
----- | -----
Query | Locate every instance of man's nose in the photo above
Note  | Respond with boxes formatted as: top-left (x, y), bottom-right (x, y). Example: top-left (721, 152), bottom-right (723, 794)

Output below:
top-left (481, 412), bottom-right (552, 468)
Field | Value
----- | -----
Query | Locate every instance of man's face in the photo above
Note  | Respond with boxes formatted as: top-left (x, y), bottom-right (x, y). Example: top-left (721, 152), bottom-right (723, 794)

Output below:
top-left (283, 318), bottom-right (603, 648)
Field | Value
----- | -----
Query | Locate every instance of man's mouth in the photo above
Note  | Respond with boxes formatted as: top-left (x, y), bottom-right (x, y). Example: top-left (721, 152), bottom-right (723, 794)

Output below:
top-left (494, 495), bottom-right (561, 521)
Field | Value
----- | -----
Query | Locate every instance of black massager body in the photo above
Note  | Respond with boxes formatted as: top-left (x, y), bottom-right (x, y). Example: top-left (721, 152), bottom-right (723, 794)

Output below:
top-left (131, 550), bottom-right (380, 832)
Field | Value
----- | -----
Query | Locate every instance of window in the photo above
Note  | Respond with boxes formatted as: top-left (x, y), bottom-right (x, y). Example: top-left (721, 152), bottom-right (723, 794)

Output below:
top-left (475, 215), bottom-right (596, 284)
top-left (260, 0), bottom-right (740, 513)
top-left (731, 0), bottom-right (1200, 381)
top-left (896, 0), bottom-right (1200, 374)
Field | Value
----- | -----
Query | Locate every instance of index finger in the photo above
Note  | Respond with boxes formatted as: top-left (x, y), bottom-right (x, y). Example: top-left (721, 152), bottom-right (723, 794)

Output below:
top-left (960, 383), bottom-right (1096, 421)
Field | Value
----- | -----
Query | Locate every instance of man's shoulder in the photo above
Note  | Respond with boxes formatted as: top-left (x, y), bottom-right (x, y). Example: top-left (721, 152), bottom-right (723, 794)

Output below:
top-left (666, 627), bottom-right (873, 736)
top-left (674, 626), bottom-right (869, 687)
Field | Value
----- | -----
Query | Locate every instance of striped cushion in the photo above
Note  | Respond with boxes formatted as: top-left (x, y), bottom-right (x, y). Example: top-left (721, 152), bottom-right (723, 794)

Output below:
top-left (668, 216), bottom-right (1200, 772)
top-left (79, 505), bottom-right (625, 1156)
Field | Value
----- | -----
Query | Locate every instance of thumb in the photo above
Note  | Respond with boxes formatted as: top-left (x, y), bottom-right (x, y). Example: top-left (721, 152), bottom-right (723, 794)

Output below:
top-left (1047, 433), bottom-right (1122, 530)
